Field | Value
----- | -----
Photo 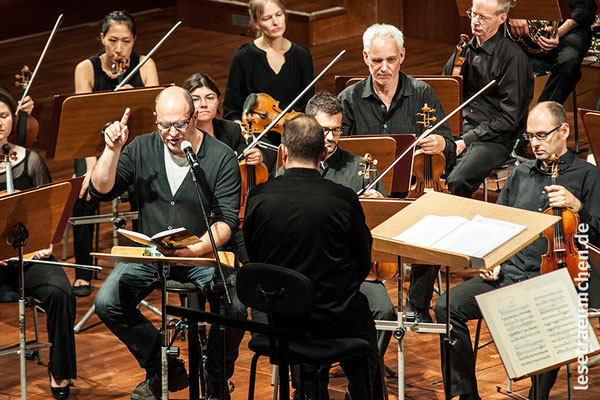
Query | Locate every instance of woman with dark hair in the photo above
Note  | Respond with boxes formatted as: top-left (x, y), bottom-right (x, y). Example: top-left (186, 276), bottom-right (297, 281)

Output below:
top-left (0, 88), bottom-right (76, 399)
top-left (74, 10), bottom-right (158, 92)
top-left (70, 10), bottom-right (159, 296)
top-left (222, 0), bottom-right (314, 127)
top-left (183, 73), bottom-right (266, 167)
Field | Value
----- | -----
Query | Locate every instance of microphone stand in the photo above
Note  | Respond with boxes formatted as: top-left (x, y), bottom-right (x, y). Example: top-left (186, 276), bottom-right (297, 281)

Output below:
top-left (185, 147), bottom-right (233, 400)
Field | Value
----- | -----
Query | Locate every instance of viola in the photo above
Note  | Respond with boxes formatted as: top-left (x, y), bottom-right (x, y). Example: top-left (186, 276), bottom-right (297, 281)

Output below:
top-left (540, 155), bottom-right (586, 285)
top-left (408, 104), bottom-right (448, 198)
top-left (238, 158), bottom-right (269, 228)
top-left (11, 65), bottom-right (40, 148)
top-left (451, 34), bottom-right (469, 76)
top-left (242, 93), bottom-right (302, 136)
top-left (368, 260), bottom-right (397, 281)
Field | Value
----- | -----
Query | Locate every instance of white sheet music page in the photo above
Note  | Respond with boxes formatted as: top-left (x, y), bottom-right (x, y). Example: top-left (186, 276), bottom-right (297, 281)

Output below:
top-left (393, 214), bottom-right (525, 257)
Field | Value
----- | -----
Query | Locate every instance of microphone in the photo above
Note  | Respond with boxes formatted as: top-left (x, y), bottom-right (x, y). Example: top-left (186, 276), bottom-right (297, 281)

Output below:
top-left (181, 140), bottom-right (201, 177)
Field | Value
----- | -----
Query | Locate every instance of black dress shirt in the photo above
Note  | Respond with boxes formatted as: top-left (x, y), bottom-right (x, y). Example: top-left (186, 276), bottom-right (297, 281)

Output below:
top-left (89, 131), bottom-right (241, 238)
top-left (443, 27), bottom-right (534, 148)
top-left (338, 72), bottom-right (456, 166)
top-left (243, 168), bottom-right (374, 339)
top-left (497, 151), bottom-right (600, 283)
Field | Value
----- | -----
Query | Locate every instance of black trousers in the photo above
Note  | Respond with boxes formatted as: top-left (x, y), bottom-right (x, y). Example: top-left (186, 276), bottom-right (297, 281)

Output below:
top-left (433, 276), bottom-right (558, 399)
top-left (359, 280), bottom-right (396, 357)
top-left (529, 26), bottom-right (592, 104)
top-left (446, 140), bottom-right (512, 198)
top-left (407, 264), bottom-right (441, 310)
top-left (1, 260), bottom-right (78, 380)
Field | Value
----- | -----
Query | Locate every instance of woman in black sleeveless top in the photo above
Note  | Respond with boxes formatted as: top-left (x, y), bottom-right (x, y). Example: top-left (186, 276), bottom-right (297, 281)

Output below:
top-left (0, 88), bottom-right (76, 399)
top-left (70, 11), bottom-right (159, 296)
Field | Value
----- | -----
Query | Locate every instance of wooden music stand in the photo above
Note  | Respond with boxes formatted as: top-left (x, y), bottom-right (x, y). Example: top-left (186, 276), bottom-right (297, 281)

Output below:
top-left (579, 108), bottom-right (600, 165)
top-left (47, 85), bottom-right (169, 159)
top-left (455, 0), bottom-right (570, 20)
top-left (369, 191), bottom-right (559, 399)
top-left (91, 247), bottom-right (235, 400)
top-left (0, 177), bottom-right (83, 400)
top-left (338, 136), bottom-right (397, 194)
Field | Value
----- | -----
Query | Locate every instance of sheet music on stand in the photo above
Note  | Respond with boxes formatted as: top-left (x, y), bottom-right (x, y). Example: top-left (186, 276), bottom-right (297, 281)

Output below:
top-left (476, 268), bottom-right (600, 381)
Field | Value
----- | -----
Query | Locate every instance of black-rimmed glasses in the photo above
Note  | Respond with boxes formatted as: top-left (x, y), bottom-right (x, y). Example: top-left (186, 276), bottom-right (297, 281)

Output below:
top-left (522, 124), bottom-right (562, 141)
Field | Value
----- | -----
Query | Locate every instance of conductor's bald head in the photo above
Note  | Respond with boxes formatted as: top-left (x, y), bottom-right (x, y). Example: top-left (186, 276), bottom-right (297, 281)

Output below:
top-left (282, 115), bottom-right (326, 166)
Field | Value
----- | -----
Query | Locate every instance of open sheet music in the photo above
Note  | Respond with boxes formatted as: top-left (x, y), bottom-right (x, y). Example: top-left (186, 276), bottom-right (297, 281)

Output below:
top-left (393, 214), bottom-right (525, 258)
top-left (476, 268), bottom-right (600, 380)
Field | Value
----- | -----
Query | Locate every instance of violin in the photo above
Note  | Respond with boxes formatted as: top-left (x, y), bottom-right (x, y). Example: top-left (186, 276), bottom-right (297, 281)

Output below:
top-left (408, 104), bottom-right (448, 198)
top-left (451, 34), bottom-right (469, 76)
top-left (242, 93), bottom-right (302, 136)
top-left (540, 155), bottom-right (586, 285)
top-left (112, 56), bottom-right (130, 84)
top-left (11, 66), bottom-right (40, 148)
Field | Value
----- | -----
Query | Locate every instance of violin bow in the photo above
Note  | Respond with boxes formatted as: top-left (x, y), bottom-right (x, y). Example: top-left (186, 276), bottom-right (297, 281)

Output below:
top-left (18, 14), bottom-right (64, 109)
top-left (238, 49), bottom-right (346, 160)
top-left (357, 79), bottom-right (497, 196)
top-left (114, 21), bottom-right (182, 91)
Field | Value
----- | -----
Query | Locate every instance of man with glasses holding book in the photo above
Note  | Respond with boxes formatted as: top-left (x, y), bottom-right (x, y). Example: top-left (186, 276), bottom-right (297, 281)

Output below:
top-left (89, 86), bottom-right (245, 400)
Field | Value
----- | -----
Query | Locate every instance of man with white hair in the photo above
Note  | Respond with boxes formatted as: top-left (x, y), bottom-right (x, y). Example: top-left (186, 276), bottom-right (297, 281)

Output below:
top-left (339, 23), bottom-right (457, 324)
top-left (338, 23), bottom-right (456, 170)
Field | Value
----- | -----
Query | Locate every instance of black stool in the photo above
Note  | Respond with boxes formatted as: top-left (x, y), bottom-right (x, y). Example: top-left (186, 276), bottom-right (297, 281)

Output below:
top-left (237, 263), bottom-right (374, 400)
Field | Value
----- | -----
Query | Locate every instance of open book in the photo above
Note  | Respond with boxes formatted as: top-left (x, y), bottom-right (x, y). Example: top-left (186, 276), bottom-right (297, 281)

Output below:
top-left (476, 268), bottom-right (600, 380)
top-left (118, 227), bottom-right (201, 250)
top-left (393, 214), bottom-right (525, 258)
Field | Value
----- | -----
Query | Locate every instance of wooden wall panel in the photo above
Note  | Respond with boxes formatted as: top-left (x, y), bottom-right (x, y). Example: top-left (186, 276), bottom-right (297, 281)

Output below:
top-left (403, 0), bottom-right (470, 45)
top-left (0, 0), bottom-right (175, 41)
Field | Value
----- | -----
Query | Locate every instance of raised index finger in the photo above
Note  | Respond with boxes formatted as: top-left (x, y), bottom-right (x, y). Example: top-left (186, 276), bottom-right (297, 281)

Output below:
top-left (120, 107), bottom-right (131, 126)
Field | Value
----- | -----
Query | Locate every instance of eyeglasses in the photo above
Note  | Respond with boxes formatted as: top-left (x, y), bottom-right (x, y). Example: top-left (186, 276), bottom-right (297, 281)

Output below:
top-left (466, 8), bottom-right (494, 24)
top-left (323, 127), bottom-right (343, 137)
top-left (156, 116), bottom-right (193, 132)
top-left (522, 124), bottom-right (562, 141)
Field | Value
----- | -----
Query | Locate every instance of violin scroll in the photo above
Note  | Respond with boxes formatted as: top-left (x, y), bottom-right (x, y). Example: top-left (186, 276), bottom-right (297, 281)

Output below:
top-left (15, 66), bottom-right (32, 90)
top-left (358, 153), bottom-right (378, 180)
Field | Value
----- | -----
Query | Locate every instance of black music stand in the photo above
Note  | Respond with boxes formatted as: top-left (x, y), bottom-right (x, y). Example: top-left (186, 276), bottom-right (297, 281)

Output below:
top-left (0, 177), bottom-right (84, 399)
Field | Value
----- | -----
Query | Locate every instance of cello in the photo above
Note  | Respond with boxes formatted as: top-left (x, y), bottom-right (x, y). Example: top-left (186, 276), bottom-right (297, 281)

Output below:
top-left (408, 104), bottom-right (448, 198)
top-left (540, 155), bottom-right (587, 285)
top-left (451, 34), bottom-right (469, 76)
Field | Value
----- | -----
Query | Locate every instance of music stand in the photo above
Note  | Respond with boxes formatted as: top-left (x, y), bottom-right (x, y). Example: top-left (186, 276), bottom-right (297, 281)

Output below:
top-left (47, 85), bottom-right (168, 159)
top-left (0, 177), bottom-right (86, 400)
top-left (338, 136), bottom-right (398, 194)
top-left (91, 247), bottom-right (236, 400)
top-left (579, 108), bottom-right (600, 165)
top-left (370, 191), bottom-right (559, 399)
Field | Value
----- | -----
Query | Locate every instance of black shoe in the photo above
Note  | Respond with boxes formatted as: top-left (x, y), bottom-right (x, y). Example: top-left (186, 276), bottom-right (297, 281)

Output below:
top-left (130, 378), bottom-right (160, 400)
top-left (206, 379), bottom-right (232, 400)
top-left (72, 284), bottom-right (91, 297)
top-left (51, 385), bottom-right (70, 400)
top-left (459, 393), bottom-right (481, 400)
top-left (130, 360), bottom-right (189, 400)
top-left (168, 359), bottom-right (189, 392)
top-left (405, 300), bottom-right (433, 323)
